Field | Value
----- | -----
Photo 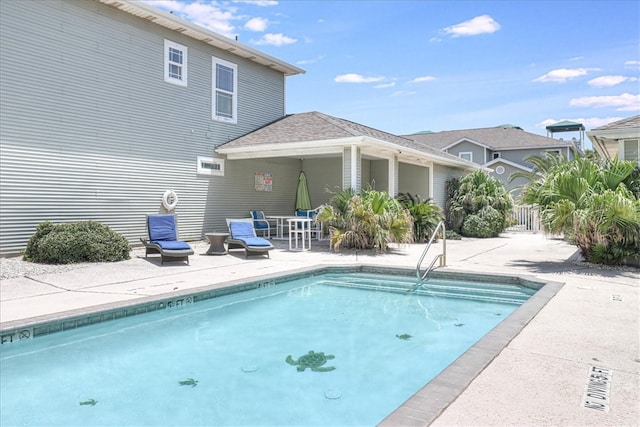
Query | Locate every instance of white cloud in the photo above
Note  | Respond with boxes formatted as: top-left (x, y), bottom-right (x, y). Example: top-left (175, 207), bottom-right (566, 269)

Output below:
top-left (253, 33), bottom-right (297, 46)
top-left (409, 76), bottom-right (436, 84)
top-left (374, 82), bottom-right (396, 89)
top-left (443, 15), bottom-right (500, 37)
top-left (391, 91), bottom-right (417, 97)
top-left (145, 0), bottom-right (238, 38)
top-left (533, 68), bottom-right (598, 83)
top-left (625, 60), bottom-right (640, 70)
top-left (297, 55), bottom-right (325, 65)
top-left (334, 74), bottom-right (385, 83)
top-left (233, 0), bottom-right (278, 6)
top-left (588, 75), bottom-right (638, 88)
top-left (569, 93), bottom-right (640, 111)
top-left (245, 17), bottom-right (268, 32)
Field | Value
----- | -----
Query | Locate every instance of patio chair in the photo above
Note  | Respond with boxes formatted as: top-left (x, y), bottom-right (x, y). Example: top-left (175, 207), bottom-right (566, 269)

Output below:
top-left (295, 207), bottom-right (324, 240)
top-left (250, 210), bottom-right (272, 238)
top-left (140, 214), bottom-right (194, 264)
top-left (226, 218), bottom-right (274, 258)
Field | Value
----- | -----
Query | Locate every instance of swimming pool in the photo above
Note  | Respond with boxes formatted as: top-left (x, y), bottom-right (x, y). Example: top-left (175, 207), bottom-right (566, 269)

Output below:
top-left (0, 267), bottom-right (559, 426)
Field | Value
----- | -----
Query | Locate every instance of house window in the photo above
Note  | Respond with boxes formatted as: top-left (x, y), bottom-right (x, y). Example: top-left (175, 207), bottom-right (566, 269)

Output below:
top-left (197, 156), bottom-right (225, 176)
top-left (212, 56), bottom-right (238, 123)
top-left (546, 149), bottom-right (561, 155)
top-left (459, 152), bottom-right (473, 162)
top-left (622, 139), bottom-right (639, 163)
top-left (492, 152), bottom-right (501, 159)
top-left (164, 40), bottom-right (187, 86)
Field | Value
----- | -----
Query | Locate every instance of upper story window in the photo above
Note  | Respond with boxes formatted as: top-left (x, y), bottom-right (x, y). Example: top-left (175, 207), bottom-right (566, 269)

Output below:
top-left (492, 152), bottom-right (501, 159)
top-left (622, 139), bottom-right (639, 163)
top-left (164, 40), bottom-right (187, 86)
top-left (459, 152), bottom-right (473, 162)
top-left (212, 56), bottom-right (238, 123)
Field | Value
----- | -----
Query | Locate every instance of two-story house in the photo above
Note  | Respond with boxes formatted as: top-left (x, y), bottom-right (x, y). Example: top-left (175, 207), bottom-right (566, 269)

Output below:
top-left (403, 125), bottom-right (578, 198)
top-left (0, 0), bottom-right (479, 256)
top-left (588, 115), bottom-right (640, 165)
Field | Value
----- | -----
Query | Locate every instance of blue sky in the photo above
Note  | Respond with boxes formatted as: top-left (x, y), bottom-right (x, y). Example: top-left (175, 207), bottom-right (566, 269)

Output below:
top-left (147, 0), bottom-right (640, 148)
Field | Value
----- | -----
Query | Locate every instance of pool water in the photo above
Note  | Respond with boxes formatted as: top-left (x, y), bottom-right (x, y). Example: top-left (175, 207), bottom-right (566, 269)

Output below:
top-left (0, 272), bottom-right (534, 426)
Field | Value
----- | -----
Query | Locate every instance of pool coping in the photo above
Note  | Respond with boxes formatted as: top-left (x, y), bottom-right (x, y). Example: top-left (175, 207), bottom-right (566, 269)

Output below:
top-left (378, 269), bottom-right (564, 426)
top-left (0, 265), bottom-right (564, 427)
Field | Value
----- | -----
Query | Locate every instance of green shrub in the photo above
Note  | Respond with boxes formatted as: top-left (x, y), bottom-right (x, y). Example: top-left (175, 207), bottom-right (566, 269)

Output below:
top-left (447, 170), bottom-right (513, 238)
top-left (23, 221), bottom-right (131, 264)
top-left (444, 229), bottom-right (462, 240)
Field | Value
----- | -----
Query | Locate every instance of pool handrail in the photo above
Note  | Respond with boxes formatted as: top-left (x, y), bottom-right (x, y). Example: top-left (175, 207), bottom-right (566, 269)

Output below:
top-left (416, 220), bottom-right (446, 280)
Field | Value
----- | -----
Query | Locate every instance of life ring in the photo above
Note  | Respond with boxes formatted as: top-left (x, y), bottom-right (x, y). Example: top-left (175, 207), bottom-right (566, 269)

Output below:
top-left (162, 190), bottom-right (178, 211)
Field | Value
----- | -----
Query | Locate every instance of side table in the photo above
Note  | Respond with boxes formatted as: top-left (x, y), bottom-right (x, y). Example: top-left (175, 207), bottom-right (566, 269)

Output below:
top-left (205, 232), bottom-right (229, 255)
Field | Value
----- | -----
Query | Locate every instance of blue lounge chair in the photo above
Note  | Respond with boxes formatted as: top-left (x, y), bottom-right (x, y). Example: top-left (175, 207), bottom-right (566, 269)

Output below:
top-left (140, 214), bottom-right (194, 264)
top-left (226, 218), bottom-right (274, 258)
top-left (250, 210), bottom-right (272, 237)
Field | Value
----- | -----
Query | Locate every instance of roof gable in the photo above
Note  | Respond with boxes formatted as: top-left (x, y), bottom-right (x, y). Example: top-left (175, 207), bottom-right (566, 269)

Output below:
top-left (216, 111), bottom-right (482, 169)
top-left (591, 115), bottom-right (640, 131)
top-left (404, 126), bottom-right (574, 151)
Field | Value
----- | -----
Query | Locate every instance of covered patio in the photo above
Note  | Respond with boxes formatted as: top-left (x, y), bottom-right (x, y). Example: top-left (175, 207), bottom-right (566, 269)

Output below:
top-left (216, 111), bottom-right (480, 210)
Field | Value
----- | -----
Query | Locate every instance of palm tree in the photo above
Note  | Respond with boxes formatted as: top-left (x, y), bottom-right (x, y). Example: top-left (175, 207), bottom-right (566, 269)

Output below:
top-left (396, 193), bottom-right (443, 242)
top-left (317, 188), bottom-right (413, 252)
top-left (521, 156), bottom-right (640, 265)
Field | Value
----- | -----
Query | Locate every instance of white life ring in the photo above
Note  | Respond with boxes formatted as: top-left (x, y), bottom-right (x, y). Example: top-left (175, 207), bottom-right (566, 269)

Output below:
top-left (162, 190), bottom-right (179, 211)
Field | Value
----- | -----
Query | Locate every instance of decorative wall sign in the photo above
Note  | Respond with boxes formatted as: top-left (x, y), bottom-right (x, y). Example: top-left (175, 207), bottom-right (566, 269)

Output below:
top-left (254, 172), bottom-right (272, 192)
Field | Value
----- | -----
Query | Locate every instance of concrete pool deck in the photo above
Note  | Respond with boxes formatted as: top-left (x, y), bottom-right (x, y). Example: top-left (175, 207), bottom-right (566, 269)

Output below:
top-left (1, 232), bottom-right (638, 426)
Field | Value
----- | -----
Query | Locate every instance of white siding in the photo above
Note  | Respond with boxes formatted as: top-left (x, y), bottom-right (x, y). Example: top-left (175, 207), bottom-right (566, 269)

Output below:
top-left (0, 0), bottom-right (288, 255)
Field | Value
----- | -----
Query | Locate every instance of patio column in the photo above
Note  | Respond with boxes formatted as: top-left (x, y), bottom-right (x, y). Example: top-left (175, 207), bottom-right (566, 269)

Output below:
top-left (343, 145), bottom-right (361, 192)
top-left (388, 154), bottom-right (398, 197)
top-left (350, 145), bottom-right (359, 191)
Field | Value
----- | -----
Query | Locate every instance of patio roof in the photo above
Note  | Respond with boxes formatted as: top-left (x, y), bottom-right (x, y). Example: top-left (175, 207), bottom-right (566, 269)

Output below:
top-left (216, 111), bottom-right (481, 170)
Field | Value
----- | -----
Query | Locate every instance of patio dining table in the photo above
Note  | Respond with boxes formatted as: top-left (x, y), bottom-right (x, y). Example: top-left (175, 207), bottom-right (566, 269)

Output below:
top-left (265, 215), bottom-right (299, 240)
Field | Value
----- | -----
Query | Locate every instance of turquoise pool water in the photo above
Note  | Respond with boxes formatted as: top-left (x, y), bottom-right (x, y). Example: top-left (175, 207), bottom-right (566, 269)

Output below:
top-left (0, 272), bottom-right (535, 426)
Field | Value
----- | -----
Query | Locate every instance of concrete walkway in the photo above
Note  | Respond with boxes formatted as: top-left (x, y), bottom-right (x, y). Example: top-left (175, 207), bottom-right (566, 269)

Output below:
top-left (1, 233), bottom-right (638, 426)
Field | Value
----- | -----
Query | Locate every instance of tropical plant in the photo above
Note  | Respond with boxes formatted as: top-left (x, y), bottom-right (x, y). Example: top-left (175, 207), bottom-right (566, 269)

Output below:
top-left (317, 188), bottom-right (413, 252)
top-left (396, 193), bottom-right (443, 242)
top-left (447, 170), bottom-right (514, 238)
top-left (520, 156), bottom-right (640, 265)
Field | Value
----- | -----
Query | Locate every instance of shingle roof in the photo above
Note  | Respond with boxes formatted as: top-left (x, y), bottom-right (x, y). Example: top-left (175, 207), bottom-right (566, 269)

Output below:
top-left (591, 115), bottom-right (640, 131)
top-left (219, 111), bottom-right (473, 164)
top-left (403, 125), bottom-right (574, 150)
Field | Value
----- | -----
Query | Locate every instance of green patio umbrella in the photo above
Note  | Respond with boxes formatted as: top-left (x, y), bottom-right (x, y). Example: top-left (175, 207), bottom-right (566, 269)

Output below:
top-left (295, 171), bottom-right (312, 211)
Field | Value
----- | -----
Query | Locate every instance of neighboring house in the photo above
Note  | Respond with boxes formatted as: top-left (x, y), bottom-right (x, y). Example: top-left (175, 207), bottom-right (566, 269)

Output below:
top-left (403, 125), bottom-right (579, 198)
top-left (587, 115), bottom-right (640, 165)
top-left (0, 0), bottom-right (478, 256)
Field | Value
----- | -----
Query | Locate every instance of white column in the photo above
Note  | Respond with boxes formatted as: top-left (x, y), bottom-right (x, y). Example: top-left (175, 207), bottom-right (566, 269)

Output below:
top-left (350, 145), bottom-right (358, 191)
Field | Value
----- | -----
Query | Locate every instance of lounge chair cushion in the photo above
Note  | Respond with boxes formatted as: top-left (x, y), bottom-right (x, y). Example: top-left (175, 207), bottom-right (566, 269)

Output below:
top-left (148, 215), bottom-right (178, 241)
top-left (241, 237), bottom-right (272, 247)
top-left (229, 222), bottom-right (271, 246)
top-left (153, 240), bottom-right (192, 251)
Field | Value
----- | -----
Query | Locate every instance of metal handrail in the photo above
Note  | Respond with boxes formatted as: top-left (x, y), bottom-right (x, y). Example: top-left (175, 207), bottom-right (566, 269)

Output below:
top-left (416, 221), bottom-right (446, 281)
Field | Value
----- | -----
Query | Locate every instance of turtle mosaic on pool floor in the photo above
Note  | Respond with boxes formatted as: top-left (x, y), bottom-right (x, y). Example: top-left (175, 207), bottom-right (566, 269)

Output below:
top-left (286, 350), bottom-right (335, 372)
